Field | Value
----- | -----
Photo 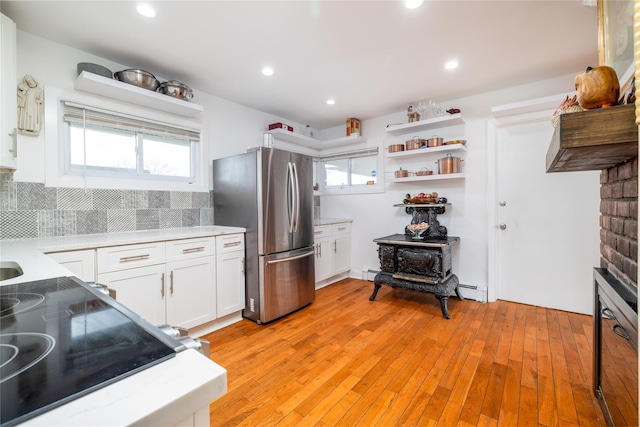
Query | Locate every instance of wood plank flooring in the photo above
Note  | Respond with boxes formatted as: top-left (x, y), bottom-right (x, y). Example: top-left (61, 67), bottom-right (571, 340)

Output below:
top-left (203, 278), bottom-right (606, 426)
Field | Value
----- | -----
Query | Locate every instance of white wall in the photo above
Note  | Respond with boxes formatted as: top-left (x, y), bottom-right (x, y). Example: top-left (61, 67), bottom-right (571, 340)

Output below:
top-left (14, 29), bottom-right (588, 294)
top-left (12, 30), bottom-right (307, 188)
top-left (319, 73), bottom-right (581, 292)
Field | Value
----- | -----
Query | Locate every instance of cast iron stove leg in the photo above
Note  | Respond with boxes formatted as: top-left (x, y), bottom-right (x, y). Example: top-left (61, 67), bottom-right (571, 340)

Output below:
top-left (436, 295), bottom-right (450, 319)
top-left (369, 282), bottom-right (381, 301)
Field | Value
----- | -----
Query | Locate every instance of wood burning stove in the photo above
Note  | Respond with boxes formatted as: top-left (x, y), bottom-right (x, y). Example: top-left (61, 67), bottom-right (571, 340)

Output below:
top-left (371, 203), bottom-right (463, 319)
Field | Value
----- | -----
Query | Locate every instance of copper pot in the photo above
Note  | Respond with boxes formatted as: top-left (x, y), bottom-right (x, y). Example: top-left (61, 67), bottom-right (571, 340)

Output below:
top-left (426, 135), bottom-right (443, 147)
top-left (405, 137), bottom-right (424, 150)
top-left (395, 168), bottom-right (408, 178)
top-left (437, 154), bottom-right (462, 174)
top-left (388, 144), bottom-right (405, 153)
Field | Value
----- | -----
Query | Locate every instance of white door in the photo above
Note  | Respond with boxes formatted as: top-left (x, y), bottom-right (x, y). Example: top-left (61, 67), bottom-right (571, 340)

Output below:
top-left (493, 117), bottom-right (600, 314)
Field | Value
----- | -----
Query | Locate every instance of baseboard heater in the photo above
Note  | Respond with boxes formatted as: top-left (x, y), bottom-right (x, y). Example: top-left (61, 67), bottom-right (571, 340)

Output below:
top-left (362, 269), bottom-right (380, 282)
top-left (458, 284), bottom-right (488, 303)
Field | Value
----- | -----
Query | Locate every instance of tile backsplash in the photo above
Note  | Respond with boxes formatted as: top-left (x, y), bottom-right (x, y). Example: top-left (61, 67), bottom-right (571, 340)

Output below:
top-left (0, 173), bottom-right (213, 240)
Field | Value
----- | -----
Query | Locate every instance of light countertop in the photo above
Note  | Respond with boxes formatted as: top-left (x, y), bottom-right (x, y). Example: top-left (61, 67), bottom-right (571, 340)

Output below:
top-left (314, 217), bottom-right (352, 226)
top-left (0, 226), bottom-right (243, 426)
top-left (0, 225), bottom-right (245, 286)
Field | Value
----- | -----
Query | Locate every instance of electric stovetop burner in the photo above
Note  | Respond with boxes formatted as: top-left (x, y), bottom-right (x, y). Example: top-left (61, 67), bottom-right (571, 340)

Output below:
top-left (0, 276), bottom-right (176, 427)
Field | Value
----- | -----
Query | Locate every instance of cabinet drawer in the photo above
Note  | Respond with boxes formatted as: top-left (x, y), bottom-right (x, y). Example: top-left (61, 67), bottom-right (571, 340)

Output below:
top-left (216, 233), bottom-right (245, 254)
top-left (332, 222), bottom-right (351, 236)
top-left (166, 237), bottom-right (215, 262)
top-left (97, 242), bottom-right (165, 273)
top-left (314, 225), bottom-right (331, 241)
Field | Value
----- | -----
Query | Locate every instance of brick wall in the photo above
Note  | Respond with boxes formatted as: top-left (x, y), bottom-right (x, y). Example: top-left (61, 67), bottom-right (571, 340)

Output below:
top-left (600, 157), bottom-right (638, 288)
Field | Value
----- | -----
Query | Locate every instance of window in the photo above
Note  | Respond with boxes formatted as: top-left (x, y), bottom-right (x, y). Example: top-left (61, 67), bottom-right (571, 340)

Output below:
top-left (62, 102), bottom-right (199, 182)
top-left (317, 148), bottom-right (379, 191)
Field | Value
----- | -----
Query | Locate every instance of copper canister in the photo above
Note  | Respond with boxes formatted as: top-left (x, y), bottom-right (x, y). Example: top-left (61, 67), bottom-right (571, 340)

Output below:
top-left (426, 135), bottom-right (444, 147)
top-left (346, 118), bottom-right (361, 136)
top-left (405, 137), bottom-right (424, 150)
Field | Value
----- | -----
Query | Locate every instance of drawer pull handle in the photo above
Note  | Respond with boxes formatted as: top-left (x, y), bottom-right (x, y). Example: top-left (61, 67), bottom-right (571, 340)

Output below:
top-left (314, 231), bottom-right (323, 235)
top-left (120, 254), bottom-right (150, 262)
top-left (182, 246), bottom-right (205, 254)
top-left (223, 241), bottom-right (241, 248)
top-left (338, 227), bottom-right (346, 231)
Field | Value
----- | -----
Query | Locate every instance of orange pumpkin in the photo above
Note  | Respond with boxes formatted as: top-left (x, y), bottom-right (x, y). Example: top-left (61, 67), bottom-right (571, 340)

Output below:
top-left (574, 66), bottom-right (619, 109)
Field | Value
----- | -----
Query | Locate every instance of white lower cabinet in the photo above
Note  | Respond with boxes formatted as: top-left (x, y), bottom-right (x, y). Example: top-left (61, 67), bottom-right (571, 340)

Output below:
top-left (215, 233), bottom-right (245, 317)
top-left (314, 226), bottom-right (333, 282)
top-left (166, 256), bottom-right (216, 329)
top-left (97, 264), bottom-right (166, 326)
top-left (314, 221), bottom-right (352, 287)
top-left (93, 235), bottom-right (245, 329)
top-left (46, 249), bottom-right (96, 282)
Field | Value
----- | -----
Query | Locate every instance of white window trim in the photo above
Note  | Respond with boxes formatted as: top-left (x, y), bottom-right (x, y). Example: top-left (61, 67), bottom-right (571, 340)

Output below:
top-left (314, 147), bottom-right (385, 196)
top-left (44, 85), bottom-right (208, 192)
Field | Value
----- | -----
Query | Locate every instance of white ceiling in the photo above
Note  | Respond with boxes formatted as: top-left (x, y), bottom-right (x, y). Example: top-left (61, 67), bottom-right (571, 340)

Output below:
top-left (1, 0), bottom-right (598, 130)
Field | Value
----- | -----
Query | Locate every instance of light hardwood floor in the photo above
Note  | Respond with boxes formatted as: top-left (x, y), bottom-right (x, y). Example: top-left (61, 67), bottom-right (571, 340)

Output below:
top-left (204, 278), bottom-right (605, 426)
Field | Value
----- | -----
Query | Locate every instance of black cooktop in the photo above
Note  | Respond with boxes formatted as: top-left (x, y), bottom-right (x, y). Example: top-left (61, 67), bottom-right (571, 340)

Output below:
top-left (0, 276), bottom-right (176, 426)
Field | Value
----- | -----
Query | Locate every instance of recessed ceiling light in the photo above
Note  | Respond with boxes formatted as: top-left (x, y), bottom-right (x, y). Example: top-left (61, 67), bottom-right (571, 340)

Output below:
top-left (261, 67), bottom-right (274, 77)
top-left (445, 59), bottom-right (459, 70)
top-left (326, 99), bottom-right (336, 105)
top-left (136, 4), bottom-right (156, 18)
top-left (405, 0), bottom-right (425, 9)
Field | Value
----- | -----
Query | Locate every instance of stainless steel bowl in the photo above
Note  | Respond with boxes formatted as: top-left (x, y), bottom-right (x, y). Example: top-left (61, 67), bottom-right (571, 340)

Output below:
top-left (158, 80), bottom-right (194, 101)
top-left (114, 69), bottom-right (159, 91)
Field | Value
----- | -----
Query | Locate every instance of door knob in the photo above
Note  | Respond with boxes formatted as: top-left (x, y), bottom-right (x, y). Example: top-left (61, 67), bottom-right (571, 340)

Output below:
top-left (499, 223), bottom-right (507, 230)
top-left (499, 201), bottom-right (506, 207)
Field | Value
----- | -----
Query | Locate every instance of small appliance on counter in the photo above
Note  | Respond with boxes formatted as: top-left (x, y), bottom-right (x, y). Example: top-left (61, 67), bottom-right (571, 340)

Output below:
top-left (0, 276), bottom-right (184, 426)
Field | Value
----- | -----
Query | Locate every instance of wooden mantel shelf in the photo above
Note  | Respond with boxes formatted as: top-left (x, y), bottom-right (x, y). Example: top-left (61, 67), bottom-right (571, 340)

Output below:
top-left (546, 104), bottom-right (638, 173)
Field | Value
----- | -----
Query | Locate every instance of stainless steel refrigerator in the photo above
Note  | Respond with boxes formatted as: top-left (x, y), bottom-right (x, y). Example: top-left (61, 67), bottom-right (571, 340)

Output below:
top-left (212, 147), bottom-right (315, 324)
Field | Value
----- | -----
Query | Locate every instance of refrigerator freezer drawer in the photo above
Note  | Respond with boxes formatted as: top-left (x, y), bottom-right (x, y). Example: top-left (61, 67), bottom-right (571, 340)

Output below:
top-left (257, 248), bottom-right (315, 323)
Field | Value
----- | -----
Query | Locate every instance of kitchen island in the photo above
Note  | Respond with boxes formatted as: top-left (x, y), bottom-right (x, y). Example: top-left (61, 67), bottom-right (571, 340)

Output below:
top-left (0, 226), bottom-right (244, 426)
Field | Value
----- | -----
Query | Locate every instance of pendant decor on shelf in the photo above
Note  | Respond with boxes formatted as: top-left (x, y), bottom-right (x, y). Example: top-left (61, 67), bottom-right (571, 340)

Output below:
top-left (17, 74), bottom-right (43, 137)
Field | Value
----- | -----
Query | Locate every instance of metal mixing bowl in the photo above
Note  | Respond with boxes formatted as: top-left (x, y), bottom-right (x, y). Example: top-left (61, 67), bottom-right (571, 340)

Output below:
top-left (114, 69), bottom-right (159, 91)
top-left (158, 80), bottom-right (194, 101)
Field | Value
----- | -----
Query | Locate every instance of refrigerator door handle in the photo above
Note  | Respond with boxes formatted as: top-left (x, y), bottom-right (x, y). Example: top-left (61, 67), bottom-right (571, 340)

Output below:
top-left (292, 161), bottom-right (300, 233)
top-left (265, 250), bottom-right (314, 265)
top-left (287, 161), bottom-right (295, 234)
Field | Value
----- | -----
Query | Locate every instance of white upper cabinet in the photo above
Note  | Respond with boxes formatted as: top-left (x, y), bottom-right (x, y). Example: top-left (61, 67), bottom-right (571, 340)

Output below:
top-left (0, 13), bottom-right (17, 170)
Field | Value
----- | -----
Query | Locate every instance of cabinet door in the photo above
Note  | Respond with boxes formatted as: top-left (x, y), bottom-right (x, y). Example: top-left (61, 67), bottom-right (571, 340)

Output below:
top-left (47, 249), bottom-right (96, 282)
top-left (333, 235), bottom-right (351, 275)
top-left (314, 239), bottom-right (333, 283)
top-left (0, 14), bottom-right (17, 170)
top-left (216, 250), bottom-right (245, 317)
top-left (97, 265), bottom-right (166, 326)
top-left (166, 257), bottom-right (216, 329)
